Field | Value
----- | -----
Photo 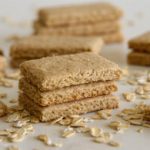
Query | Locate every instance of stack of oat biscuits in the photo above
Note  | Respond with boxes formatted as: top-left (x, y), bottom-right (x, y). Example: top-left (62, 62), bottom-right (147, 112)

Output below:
top-left (10, 36), bottom-right (103, 68)
top-left (19, 52), bottom-right (122, 121)
top-left (34, 3), bottom-right (123, 44)
top-left (128, 32), bottom-right (150, 66)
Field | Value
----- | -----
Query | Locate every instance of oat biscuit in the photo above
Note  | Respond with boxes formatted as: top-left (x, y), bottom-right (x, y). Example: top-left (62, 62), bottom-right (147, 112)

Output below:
top-left (128, 52), bottom-right (150, 66)
top-left (128, 32), bottom-right (150, 53)
top-left (20, 52), bottom-right (122, 91)
top-left (10, 36), bottom-right (103, 59)
top-left (10, 58), bottom-right (29, 68)
top-left (38, 3), bottom-right (122, 27)
top-left (34, 20), bottom-right (120, 36)
top-left (19, 78), bottom-right (117, 106)
top-left (19, 94), bottom-right (119, 121)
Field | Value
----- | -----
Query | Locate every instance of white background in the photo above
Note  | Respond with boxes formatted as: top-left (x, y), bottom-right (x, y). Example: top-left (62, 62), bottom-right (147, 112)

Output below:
top-left (0, 0), bottom-right (150, 150)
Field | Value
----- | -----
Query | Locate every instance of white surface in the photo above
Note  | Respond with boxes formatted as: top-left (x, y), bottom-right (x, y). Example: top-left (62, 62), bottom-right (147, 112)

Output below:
top-left (0, 0), bottom-right (150, 150)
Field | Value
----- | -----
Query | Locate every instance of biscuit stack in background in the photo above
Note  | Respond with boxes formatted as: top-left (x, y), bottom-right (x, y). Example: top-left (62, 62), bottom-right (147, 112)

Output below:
top-left (19, 53), bottom-right (122, 121)
top-left (128, 32), bottom-right (150, 66)
top-left (33, 3), bottom-right (123, 44)
top-left (10, 36), bottom-right (103, 68)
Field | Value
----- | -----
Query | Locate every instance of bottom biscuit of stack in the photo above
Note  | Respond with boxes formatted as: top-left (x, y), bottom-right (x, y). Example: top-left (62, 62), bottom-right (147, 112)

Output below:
top-left (19, 93), bottom-right (118, 122)
top-left (128, 52), bottom-right (150, 66)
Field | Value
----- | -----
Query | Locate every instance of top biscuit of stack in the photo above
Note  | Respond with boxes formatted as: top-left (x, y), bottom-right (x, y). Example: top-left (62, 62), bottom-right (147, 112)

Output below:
top-left (128, 32), bottom-right (150, 53)
top-left (20, 52), bottom-right (122, 91)
top-left (10, 36), bottom-right (103, 59)
top-left (38, 3), bottom-right (123, 27)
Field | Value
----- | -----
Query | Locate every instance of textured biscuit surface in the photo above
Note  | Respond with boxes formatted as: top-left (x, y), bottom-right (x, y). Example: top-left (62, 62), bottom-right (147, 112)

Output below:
top-left (19, 94), bottom-right (119, 121)
top-left (128, 52), bottom-right (150, 66)
top-left (39, 3), bottom-right (122, 27)
top-left (34, 20), bottom-right (120, 35)
top-left (10, 36), bottom-right (103, 59)
top-left (20, 52), bottom-right (122, 91)
top-left (19, 78), bottom-right (117, 106)
top-left (129, 32), bottom-right (150, 53)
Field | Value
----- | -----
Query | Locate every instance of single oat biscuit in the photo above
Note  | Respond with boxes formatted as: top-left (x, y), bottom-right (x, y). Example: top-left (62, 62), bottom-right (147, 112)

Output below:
top-left (128, 32), bottom-right (150, 53)
top-left (20, 52), bottom-right (122, 91)
top-left (19, 94), bottom-right (119, 121)
top-left (38, 3), bottom-right (122, 27)
top-left (0, 102), bottom-right (7, 117)
top-left (19, 78), bottom-right (117, 106)
top-left (34, 20), bottom-right (121, 36)
top-left (128, 52), bottom-right (150, 66)
top-left (10, 36), bottom-right (103, 59)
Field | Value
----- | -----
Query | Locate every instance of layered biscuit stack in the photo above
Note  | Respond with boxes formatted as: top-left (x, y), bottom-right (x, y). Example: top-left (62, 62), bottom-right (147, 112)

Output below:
top-left (19, 52), bottom-right (122, 121)
top-left (128, 32), bottom-right (150, 66)
top-left (34, 3), bottom-right (123, 44)
top-left (10, 36), bottom-right (103, 68)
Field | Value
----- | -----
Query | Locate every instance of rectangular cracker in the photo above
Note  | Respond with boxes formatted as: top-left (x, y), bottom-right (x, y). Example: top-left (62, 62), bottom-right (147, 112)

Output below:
top-left (128, 52), bottom-right (150, 66)
top-left (20, 52), bottom-right (122, 91)
top-left (128, 32), bottom-right (150, 53)
top-left (19, 93), bottom-right (119, 121)
top-left (38, 3), bottom-right (122, 27)
top-left (19, 78), bottom-right (117, 106)
top-left (34, 20), bottom-right (121, 35)
top-left (10, 36), bottom-right (103, 59)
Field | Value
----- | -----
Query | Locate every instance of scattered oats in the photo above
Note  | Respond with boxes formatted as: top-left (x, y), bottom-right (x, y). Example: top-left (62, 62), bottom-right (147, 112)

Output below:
top-left (108, 140), bottom-right (121, 147)
top-left (13, 120), bottom-right (27, 128)
top-left (90, 127), bottom-right (103, 137)
top-left (135, 86), bottom-right (144, 95)
top-left (0, 136), bottom-right (5, 142)
top-left (127, 80), bottom-right (137, 85)
top-left (0, 78), bottom-right (13, 87)
top-left (37, 134), bottom-right (48, 143)
top-left (140, 94), bottom-right (150, 99)
top-left (71, 118), bottom-right (85, 127)
top-left (62, 129), bottom-right (76, 138)
top-left (0, 93), bottom-right (7, 99)
top-left (109, 121), bottom-right (129, 131)
top-left (58, 117), bottom-right (72, 126)
top-left (122, 67), bottom-right (129, 76)
top-left (103, 132), bottom-right (113, 141)
top-left (50, 117), bottom-right (63, 125)
top-left (123, 92), bottom-right (136, 102)
top-left (137, 77), bottom-right (147, 85)
top-left (136, 128), bottom-right (143, 133)
top-left (94, 137), bottom-right (107, 144)
top-left (23, 124), bottom-right (34, 132)
top-left (91, 114), bottom-right (101, 120)
top-left (129, 120), bottom-right (142, 126)
top-left (76, 127), bottom-right (90, 133)
top-left (51, 142), bottom-right (63, 147)
top-left (0, 101), bottom-right (7, 117)
top-left (97, 109), bottom-right (112, 120)
top-left (7, 146), bottom-right (19, 150)
top-left (6, 112), bottom-right (21, 122)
